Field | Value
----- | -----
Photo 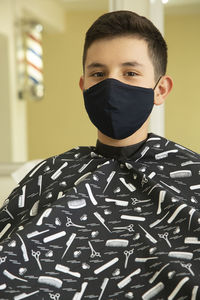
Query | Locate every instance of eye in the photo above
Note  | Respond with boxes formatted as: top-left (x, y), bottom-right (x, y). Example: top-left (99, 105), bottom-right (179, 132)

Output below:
top-left (124, 71), bottom-right (138, 77)
top-left (91, 72), bottom-right (104, 77)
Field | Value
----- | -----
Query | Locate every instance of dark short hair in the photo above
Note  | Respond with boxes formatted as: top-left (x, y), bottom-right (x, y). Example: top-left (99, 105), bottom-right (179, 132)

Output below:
top-left (83, 10), bottom-right (167, 80)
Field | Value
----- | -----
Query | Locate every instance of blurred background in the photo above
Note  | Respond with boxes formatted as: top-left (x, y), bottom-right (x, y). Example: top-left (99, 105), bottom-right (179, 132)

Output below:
top-left (0, 0), bottom-right (200, 200)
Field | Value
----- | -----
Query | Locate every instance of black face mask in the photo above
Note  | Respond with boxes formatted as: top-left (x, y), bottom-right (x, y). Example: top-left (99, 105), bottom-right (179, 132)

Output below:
top-left (83, 78), bottom-right (155, 140)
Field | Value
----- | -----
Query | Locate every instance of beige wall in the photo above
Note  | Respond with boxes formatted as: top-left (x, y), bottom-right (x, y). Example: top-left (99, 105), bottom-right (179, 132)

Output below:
top-left (0, 34), bottom-right (11, 162)
top-left (27, 10), bottom-right (106, 160)
top-left (165, 13), bottom-right (200, 153)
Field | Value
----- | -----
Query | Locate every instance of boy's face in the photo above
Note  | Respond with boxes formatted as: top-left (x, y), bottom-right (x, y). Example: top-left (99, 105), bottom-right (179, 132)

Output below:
top-left (80, 36), bottom-right (156, 90)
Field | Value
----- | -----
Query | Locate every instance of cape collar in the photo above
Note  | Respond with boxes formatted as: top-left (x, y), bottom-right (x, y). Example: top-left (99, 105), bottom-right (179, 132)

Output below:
top-left (95, 137), bottom-right (147, 160)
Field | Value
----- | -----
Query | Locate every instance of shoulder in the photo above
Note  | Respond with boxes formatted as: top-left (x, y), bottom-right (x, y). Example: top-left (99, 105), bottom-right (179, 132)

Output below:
top-left (140, 133), bottom-right (200, 168)
top-left (19, 146), bottom-right (96, 185)
top-left (148, 133), bottom-right (200, 160)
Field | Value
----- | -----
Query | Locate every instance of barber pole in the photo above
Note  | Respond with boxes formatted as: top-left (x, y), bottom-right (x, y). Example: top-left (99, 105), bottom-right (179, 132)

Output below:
top-left (26, 23), bottom-right (44, 99)
top-left (16, 20), bottom-right (44, 100)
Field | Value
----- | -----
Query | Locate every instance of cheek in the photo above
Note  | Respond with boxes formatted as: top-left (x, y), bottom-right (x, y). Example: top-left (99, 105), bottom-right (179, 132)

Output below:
top-left (142, 74), bottom-right (156, 89)
top-left (83, 80), bottom-right (92, 90)
top-left (83, 77), bottom-right (100, 90)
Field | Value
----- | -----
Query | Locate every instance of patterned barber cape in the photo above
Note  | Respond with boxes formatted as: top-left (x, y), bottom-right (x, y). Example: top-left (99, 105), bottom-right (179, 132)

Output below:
top-left (0, 133), bottom-right (200, 300)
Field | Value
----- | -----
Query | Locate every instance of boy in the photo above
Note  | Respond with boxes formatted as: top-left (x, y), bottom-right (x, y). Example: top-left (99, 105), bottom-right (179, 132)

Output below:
top-left (0, 10), bottom-right (199, 299)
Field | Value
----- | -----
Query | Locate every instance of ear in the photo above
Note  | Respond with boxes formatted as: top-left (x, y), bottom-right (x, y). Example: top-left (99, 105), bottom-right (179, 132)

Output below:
top-left (79, 76), bottom-right (84, 91)
top-left (154, 75), bottom-right (173, 106)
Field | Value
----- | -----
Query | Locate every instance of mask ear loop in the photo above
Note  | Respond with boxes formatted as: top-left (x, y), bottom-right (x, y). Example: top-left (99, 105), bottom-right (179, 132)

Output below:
top-left (153, 76), bottom-right (162, 90)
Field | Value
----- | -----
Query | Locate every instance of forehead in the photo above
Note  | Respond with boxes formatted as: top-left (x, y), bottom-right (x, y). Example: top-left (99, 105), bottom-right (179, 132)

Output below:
top-left (85, 36), bottom-right (153, 69)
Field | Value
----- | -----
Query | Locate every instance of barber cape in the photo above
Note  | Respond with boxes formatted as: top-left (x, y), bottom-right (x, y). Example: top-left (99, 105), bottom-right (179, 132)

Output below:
top-left (0, 133), bottom-right (200, 300)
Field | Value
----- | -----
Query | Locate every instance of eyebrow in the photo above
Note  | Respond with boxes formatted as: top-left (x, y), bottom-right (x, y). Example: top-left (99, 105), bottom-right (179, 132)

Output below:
top-left (86, 61), bottom-right (144, 69)
top-left (121, 61), bottom-right (144, 68)
top-left (86, 62), bottom-right (106, 69)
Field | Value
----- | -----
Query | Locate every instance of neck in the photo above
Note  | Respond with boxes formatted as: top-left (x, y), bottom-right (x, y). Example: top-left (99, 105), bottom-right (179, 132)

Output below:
top-left (98, 120), bottom-right (149, 147)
